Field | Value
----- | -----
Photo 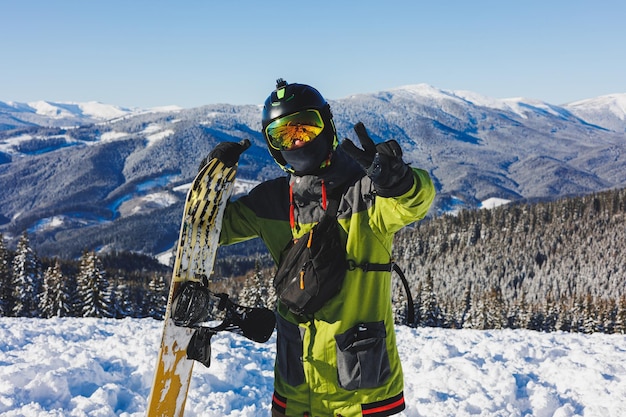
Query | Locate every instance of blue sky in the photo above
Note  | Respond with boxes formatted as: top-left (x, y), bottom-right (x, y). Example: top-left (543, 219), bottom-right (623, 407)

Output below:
top-left (1, 0), bottom-right (625, 108)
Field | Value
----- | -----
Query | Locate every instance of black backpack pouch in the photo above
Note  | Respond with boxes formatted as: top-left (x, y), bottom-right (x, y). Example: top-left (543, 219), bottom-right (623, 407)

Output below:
top-left (273, 204), bottom-right (347, 316)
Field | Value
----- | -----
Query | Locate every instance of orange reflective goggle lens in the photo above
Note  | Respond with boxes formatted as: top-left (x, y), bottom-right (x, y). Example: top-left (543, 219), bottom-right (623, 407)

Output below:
top-left (265, 109), bottom-right (324, 150)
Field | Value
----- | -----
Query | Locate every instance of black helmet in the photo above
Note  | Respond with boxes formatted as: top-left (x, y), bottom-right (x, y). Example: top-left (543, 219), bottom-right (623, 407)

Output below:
top-left (262, 79), bottom-right (338, 175)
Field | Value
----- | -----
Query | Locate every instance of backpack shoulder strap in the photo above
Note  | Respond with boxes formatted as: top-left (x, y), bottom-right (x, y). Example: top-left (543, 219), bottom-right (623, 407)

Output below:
top-left (348, 261), bottom-right (415, 326)
top-left (325, 197), bottom-right (340, 217)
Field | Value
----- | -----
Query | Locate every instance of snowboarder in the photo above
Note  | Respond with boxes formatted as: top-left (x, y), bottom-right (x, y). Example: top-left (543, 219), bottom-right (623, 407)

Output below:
top-left (198, 79), bottom-right (435, 416)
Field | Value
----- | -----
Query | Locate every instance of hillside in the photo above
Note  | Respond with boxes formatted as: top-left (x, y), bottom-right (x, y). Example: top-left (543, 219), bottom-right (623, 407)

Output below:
top-left (393, 186), bottom-right (626, 331)
top-left (1, 86), bottom-right (625, 258)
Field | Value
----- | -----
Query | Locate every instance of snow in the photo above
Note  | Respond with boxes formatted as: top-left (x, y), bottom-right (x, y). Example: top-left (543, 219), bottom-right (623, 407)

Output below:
top-left (567, 94), bottom-right (626, 120)
top-left (76, 102), bottom-right (132, 120)
top-left (142, 126), bottom-right (174, 147)
top-left (147, 106), bottom-right (183, 113)
top-left (155, 251), bottom-right (174, 266)
top-left (0, 134), bottom-right (34, 154)
top-left (564, 93), bottom-right (626, 132)
top-left (174, 178), bottom-right (260, 197)
top-left (232, 178), bottom-right (261, 197)
top-left (479, 198), bottom-right (511, 210)
top-left (141, 192), bottom-right (178, 207)
top-left (1, 318), bottom-right (625, 417)
top-left (121, 192), bottom-right (178, 216)
top-left (100, 131), bottom-right (129, 142)
top-left (394, 84), bottom-right (457, 101)
top-left (390, 84), bottom-right (579, 121)
top-left (27, 101), bottom-right (131, 120)
top-left (30, 216), bottom-right (66, 232)
top-left (28, 101), bottom-right (78, 119)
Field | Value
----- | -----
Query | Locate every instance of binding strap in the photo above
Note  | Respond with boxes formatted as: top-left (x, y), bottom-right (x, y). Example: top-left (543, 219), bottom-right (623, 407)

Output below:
top-left (348, 260), bottom-right (415, 326)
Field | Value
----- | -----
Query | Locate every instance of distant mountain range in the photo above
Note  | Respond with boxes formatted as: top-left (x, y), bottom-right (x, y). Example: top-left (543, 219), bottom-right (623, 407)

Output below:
top-left (1, 84), bottom-right (625, 259)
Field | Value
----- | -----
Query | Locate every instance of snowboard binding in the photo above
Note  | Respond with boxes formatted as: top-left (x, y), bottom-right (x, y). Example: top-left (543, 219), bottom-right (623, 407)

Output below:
top-left (171, 280), bottom-right (276, 368)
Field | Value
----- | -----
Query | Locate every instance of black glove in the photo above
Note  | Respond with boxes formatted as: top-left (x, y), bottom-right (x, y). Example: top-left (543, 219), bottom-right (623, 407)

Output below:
top-left (199, 139), bottom-right (251, 170)
top-left (341, 122), bottom-right (414, 197)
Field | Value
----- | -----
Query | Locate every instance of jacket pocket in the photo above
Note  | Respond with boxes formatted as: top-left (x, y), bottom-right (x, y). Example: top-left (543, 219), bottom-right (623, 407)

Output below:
top-left (275, 315), bottom-right (305, 386)
top-left (335, 321), bottom-right (391, 390)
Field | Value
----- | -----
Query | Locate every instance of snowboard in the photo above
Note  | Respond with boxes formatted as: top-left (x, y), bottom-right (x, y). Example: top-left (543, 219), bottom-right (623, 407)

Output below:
top-left (146, 150), bottom-right (243, 417)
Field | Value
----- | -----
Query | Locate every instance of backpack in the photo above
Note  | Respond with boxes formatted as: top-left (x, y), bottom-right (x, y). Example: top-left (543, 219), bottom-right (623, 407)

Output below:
top-left (273, 199), bottom-right (347, 315)
top-left (272, 197), bottom-right (416, 324)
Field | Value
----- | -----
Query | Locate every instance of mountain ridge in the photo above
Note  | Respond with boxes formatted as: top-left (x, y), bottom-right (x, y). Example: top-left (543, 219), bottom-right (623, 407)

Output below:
top-left (2, 85), bottom-right (625, 132)
top-left (1, 84), bottom-right (625, 258)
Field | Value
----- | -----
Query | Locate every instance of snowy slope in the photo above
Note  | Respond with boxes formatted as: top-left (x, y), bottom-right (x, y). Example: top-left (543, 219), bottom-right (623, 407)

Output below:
top-left (0, 100), bottom-right (182, 130)
top-left (565, 93), bottom-right (626, 132)
top-left (1, 318), bottom-right (625, 417)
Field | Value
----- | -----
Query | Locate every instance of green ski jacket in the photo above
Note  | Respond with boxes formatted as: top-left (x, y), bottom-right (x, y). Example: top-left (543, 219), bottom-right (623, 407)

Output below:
top-left (219, 150), bottom-right (435, 416)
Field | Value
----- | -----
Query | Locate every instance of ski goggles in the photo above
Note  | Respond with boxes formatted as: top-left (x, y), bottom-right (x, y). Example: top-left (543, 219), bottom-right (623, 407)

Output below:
top-left (265, 109), bottom-right (325, 151)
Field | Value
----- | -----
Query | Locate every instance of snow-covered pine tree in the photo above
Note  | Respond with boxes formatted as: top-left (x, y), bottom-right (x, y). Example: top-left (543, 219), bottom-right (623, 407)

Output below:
top-left (484, 286), bottom-right (507, 329)
top-left (459, 281), bottom-right (472, 328)
top-left (600, 298), bottom-right (617, 334)
top-left (392, 275), bottom-right (408, 325)
top-left (542, 291), bottom-right (559, 332)
top-left (239, 259), bottom-right (272, 308)
top-left (76, 251), bottom-right (113, 318)
top-left (581, 293), bottom-right (599, 334)
top-left (462, 286), bottom-right (506, 330)
top-left (65, 272), bottom-right (80, 317)
top-left (11, 233), bottom-right (42, 317)
top-left (569, 294), bottom-right (586, 333)
top-left (39, 264), bottom-right (56, 318)
top-left (109, 277), bottom-right (127, 318)
top-left (0, 234), bottom-right (14, 316)
top-left (616, 294), bottom-right (626, 334)
top-left (40, 260), bottom-right (72, 318)
top-left (147, 273), bottom-right (168, 319)
top-left (420, 270), bottom-right (443, 327)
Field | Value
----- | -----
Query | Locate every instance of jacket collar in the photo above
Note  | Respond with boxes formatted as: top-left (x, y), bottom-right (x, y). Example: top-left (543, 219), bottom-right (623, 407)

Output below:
top-left (289, 147), bottom-right (363, 202)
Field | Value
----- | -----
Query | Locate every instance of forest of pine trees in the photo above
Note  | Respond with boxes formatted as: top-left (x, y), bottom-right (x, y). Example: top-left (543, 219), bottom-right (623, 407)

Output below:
top-left (1, 186), bottom-right (625, 334)
top-left (392, 186), bottom-right (626, 333)
top-left (0, 233), bottom-right (169, 319)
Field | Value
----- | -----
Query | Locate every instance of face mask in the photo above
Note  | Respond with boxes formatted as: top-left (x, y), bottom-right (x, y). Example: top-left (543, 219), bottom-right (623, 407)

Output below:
top-left (281, 133), bottom-right (332, 175)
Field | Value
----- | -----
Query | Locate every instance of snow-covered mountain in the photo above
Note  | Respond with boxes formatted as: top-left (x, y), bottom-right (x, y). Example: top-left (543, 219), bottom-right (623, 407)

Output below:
top-left (0, 100), bottom-right (182, 130)
top-left (0, 101), bottom-right (132, 129)
top-left (565, 93), bottom-right (626, 133)
top-left (0, 85), bottom-right (625, 258)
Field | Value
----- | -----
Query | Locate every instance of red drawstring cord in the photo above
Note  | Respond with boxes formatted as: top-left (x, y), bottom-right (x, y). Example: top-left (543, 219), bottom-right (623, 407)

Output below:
top-left (321, 179), bottom-right (328, 210)
top-left (289, 183), bottom-right (296, 231)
